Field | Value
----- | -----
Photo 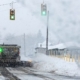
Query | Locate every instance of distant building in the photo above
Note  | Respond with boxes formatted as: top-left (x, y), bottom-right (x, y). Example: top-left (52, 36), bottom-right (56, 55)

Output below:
top-left (35, 41), bottom-right (52, 54)
top-left (35, 42), bottom-right (66, 54)
top-left (35, 47), bottom-right (46, 54)
top-left (48, 43), bottom-right (66, 55)
top-left (35, 41), bottom-right (80, 59)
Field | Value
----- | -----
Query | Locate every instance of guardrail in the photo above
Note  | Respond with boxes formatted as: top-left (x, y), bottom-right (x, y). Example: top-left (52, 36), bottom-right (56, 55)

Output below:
top-left (48, 53), bottom-right (80, 62)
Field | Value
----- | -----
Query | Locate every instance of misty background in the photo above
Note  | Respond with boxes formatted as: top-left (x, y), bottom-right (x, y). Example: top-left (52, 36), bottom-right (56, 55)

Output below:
top-left (0, 0), bottom-right (80, 55)
top-left (2, 30), bottom-right (44, 55)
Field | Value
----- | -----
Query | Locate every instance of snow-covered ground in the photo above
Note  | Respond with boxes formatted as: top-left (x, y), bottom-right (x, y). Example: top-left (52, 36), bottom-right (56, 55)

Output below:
top-left (20, 54), bottom-right (33, 61)
top-left (3, 53), bottom-right (79, 80)
top-left (0, 75), bottom-right (5, 80)
top-left (7, 68), bottom-right (44, 80)
top-left (20, 50), bottom-right (36, 61)
top-left (14, 75), bottom-right (44, 80)
top-left (32, 53), bottom-right (80, 77)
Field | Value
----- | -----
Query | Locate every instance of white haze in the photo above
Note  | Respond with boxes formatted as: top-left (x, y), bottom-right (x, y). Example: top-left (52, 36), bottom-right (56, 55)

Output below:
top-left (0, 0), bottom-right (80, 54)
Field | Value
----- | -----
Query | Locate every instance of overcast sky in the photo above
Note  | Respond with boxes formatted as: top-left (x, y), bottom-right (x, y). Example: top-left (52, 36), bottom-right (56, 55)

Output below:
top-left (0, 0), bottom-right (46, 39)
top-left (0, 0), bottom-right (80, 43)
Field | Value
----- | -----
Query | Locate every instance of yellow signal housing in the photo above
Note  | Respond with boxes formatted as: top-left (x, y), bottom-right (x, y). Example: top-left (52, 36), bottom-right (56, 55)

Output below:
top-left (10, 9), bottom-right (15, 20)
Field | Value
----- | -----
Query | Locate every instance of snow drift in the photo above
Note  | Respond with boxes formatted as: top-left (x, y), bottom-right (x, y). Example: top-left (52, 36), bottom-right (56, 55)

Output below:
top-left (33, 53), bottom-right (80, 77)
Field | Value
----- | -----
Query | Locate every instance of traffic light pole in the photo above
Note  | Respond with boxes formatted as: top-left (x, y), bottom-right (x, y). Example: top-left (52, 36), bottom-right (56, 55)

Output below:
top-left (41, 2), bottom-right (49, 55)
top-left (11, 1), bottom-right (14, 9)
top-left (46, 11), bottom-right (49, 55)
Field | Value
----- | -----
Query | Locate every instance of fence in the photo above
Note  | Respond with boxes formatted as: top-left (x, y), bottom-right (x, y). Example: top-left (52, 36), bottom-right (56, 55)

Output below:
top-left (48, 48), bottom-right (80, 62)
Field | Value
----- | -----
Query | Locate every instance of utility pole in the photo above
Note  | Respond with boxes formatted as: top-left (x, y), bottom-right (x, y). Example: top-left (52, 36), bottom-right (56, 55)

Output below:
top-left (24, 33), bottom-right (26, 56)
top-left (46, 11), bottom-right (49, 55)
top-left (41, 2), bottom-right (49, 55)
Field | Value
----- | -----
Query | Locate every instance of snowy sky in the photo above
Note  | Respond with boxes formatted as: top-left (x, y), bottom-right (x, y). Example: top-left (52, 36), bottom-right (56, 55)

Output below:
top-left (0, 0), bottom-right (80, 43)
top-left (0, 0), bottom-right (45, 38)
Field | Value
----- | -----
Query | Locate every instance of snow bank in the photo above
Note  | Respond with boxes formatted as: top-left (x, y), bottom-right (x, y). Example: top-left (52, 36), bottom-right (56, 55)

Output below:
top-left (15, 75), bottom-right (44, 80)
top-left (0, 76), bottom-right (5, 80)
top-left (33, 53), bottom-right (80, 77)
top-left (20, 55), bottom-right (33, 61)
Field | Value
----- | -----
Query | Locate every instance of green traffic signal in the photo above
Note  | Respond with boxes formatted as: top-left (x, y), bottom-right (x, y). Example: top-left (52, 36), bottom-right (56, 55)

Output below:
top-left (41, 11), bottom-right (46, 16)
top-left (10, 15), bottom-right (15, 20)
top-left (41, 4), bottom-right (47, 16)
top-left (0, 48), bottom-right (3, 53)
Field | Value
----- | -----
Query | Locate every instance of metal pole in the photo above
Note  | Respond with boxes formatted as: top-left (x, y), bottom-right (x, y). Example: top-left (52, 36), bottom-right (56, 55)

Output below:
top-left (43, 0), bottom-right (44, 3)
top-left (12, 1), bottom-right (13, 9)
top-left (24, 33), bottom-right (26, 56)
top-left (46, 11), bottom-right (49, 55)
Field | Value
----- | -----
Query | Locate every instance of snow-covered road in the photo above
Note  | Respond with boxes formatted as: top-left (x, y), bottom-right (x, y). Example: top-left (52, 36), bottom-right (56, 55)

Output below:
top-left (0, 76), bottom-right (5, 80)
top-left (0, 53), bottom-right (80, 80)
top-left (0, 67), bottom-right (79, 80)
top-left (5, 67), bottom-right (80, 80)
top-left (11, 53), bottom-right (80, 80)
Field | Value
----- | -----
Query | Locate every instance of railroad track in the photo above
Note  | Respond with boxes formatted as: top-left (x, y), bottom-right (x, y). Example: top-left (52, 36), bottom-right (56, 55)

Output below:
top-left (0, 67), bottom-right (21, 80)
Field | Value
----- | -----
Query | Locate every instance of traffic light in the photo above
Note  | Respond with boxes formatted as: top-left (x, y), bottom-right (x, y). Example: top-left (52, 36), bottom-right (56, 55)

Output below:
top-left (10, 9), bottom-right (15, 20)
top-left (41, 4), bottom-right (47, 16)
top-left (0, 48), bottom-right (3, 53)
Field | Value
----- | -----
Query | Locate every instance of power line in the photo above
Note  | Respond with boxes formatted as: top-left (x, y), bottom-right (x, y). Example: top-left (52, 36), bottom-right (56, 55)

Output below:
top-left (0, 6), bottom-right (23, 13)
top-left (0, 2), bottom-right (17, 7)
top-left (0, 1), bottom-right (25, 13)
